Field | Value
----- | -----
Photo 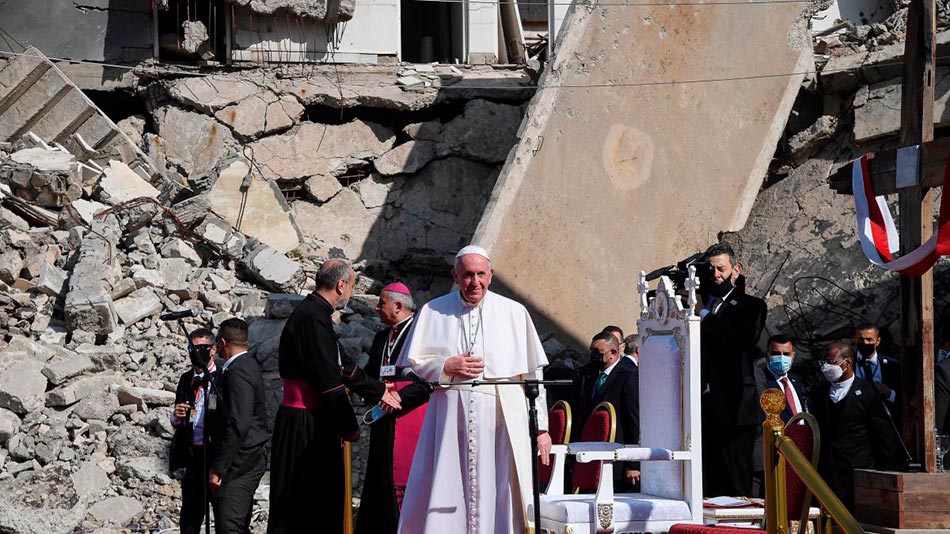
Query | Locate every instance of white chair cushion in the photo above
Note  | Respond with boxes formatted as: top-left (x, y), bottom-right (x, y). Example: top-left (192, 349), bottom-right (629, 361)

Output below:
top-left (539, 493), bottom-right (692, 524)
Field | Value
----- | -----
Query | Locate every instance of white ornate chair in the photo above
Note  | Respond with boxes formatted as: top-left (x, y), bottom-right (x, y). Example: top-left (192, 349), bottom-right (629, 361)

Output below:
top-left (532, 271), bottom-right (704, 534)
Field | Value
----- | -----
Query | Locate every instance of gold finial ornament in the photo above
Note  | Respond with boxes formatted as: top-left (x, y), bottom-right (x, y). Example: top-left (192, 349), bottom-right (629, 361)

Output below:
top-left (760, 388), bottom-right (786, 430)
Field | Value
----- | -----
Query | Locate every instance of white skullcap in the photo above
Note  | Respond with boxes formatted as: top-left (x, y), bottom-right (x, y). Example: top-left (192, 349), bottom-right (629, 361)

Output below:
top-left (455, 245), bottom-right (491, 261)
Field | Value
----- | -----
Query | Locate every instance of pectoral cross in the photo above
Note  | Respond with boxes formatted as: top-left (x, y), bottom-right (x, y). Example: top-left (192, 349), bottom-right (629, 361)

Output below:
top-left (827, 0), bottom-right (938, 472)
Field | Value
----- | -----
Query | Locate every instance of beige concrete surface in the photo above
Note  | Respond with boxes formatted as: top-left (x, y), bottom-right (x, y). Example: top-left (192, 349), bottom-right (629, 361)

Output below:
top-left (473, 1), bottom-right (812, 345)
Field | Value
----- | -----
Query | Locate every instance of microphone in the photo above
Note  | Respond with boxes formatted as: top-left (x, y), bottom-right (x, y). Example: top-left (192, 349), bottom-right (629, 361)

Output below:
top-left (160, 309), bottom-right (197, 321)
top-left (400, 367), bottom-right (435, 393)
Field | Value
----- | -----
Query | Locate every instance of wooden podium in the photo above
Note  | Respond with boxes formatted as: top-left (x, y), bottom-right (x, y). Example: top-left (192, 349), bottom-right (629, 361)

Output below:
top-left (854, 470), bottom-right (950, 530)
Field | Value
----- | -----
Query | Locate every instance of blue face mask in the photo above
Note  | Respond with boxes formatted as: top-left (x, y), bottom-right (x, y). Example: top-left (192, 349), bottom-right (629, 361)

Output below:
top-left (768, 354), bottom-right (792, 375)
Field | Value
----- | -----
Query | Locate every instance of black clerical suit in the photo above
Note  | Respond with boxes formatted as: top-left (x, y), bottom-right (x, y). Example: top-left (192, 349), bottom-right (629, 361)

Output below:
top-left (171, 365), bottom-right (221, 534)
top-left (268, 293), bottom-right (386, 534)
top-left (809, 377), bottom-right (904, 512)
top-left (575, 360), bottom-right (640, 492)
top-left (207, 353), bottom-right (269, 534)
top-left (699, 277), bottom-right (767, 498)
top-left (855, 352), bottom-right (902, 428)
top-left (356, 316), bottom-right (430, 534)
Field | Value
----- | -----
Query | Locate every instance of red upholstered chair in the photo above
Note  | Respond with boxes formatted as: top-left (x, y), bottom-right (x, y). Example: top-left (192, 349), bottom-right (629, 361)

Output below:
top-left (572, 401), bottom-right (617, 493)
top-left (539, 400), bottom-right (573, 489)
top-left (668, 412), bottom-right (821, 534)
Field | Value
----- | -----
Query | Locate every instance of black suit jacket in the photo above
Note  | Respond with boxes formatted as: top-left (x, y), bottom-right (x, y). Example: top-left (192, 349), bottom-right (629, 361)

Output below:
top-left (936, 357), bottom-right (950, 433)
top-left (574, 361), bottom-right (640, 484)
top-left (809, 377), bottom-right (904, 509)
top-left (700, 283), bottom-right (767, 427)
top-left (855, 353), bottom-right (902, 404)
top-left (207, 354), bottom-right (270, 478)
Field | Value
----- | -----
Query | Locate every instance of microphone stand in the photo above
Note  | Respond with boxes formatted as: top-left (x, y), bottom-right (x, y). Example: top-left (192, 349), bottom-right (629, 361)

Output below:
top-left (176, 317), bottom-right (213, 534)
top-left (430, 378), bottom-right (575, 534)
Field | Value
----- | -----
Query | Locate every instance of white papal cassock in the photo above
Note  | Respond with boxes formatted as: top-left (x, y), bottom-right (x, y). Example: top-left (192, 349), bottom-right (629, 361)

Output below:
top-left (395, 290), bottom-right (549, 534)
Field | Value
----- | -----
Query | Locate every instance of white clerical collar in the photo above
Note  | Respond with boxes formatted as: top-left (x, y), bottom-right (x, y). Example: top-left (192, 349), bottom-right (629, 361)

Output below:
top-left (459, 291), bottom-right (486, 310)
top-left (829, 375), bottom-right (855, 403)
top-left (392, 315), bottom-right (413, 328)
top-left (602, 358), bottom-right (621, 376)
top-left (222, 350), bottom-right (248, 371)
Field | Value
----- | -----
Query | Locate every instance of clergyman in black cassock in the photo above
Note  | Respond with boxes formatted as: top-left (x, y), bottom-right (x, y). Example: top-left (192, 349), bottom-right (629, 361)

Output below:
top-left (356, 283), bottom-right (431, 534)
top-left (268, 260), bottom-right (398, 534)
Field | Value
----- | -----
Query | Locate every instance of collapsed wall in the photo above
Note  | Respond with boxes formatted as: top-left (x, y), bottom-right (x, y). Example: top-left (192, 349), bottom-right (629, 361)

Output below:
top-left (473, 0), bottom-right (813, 346)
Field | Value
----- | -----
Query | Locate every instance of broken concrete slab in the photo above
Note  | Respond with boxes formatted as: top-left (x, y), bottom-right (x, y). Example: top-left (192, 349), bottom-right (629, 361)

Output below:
top-left (471, 0), bottom-right (812, 344)
top-left (227, 0), bottom-right (356, 22)
top-left (42, 353), bottom-right (95, 386)
top-left (160, 238), bottom-right (202, 266)
top-left (241, 243), bottom-right (302, 292)
top-left (0, 408), bottom-right (20, 443)
top-left (116, 386), bottom-right (176, 408)
top-left (95, 160), bottom-right (160, 205)
top-left (65, 198), bottom-right (107, 226)
top-left (304, 174), bottom-right (343, 202)
top-left (2, 148), bottom-right (82, 207)
top-left (35, 262), bottom-right (67, 297)
top-left (72, 390), bottom-right (119, 422)
top-left (214, 91), bottom-right (304, 139)
top-left (246, 120), bottom-right (395, 182)
top-left (181, 19), bottom-right (210, 54)
top-left (437, 99), bottom-right (523, 163)
top-left (374, 140), bottom-right (437, 176)
top-left (0, 250), bottom-right (23, 284)
top-left (113, 288), bottom-right (162, 326)
top-left (153, 105), bottom-right (238, 176)
top-left (88, 496), bottom-right (144, 527)
top-left (0, 206), bottom-right (30, 231)
top-left (46, 372), bottom-right (122, 407)
top-left (166, 76), bottom-right (262, 114)
top-left (852, 67), bottom-right (950, 144)
top-left (65, 217), bottom-right (120, 335)
top-left (71, 460), bottom-right (111, 496)
top-left (0, 359), bottom-right (46, 415)
top-left (264, 293), bottom-right (305, 319)
top-left (194, 214), bottom-right (247, 258)
top-left (208, 158), bottom-right (302, 253)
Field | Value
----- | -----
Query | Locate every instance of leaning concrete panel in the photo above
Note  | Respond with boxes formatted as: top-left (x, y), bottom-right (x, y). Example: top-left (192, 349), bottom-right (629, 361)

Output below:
top-left (473, 2), bottom-right (811, 344)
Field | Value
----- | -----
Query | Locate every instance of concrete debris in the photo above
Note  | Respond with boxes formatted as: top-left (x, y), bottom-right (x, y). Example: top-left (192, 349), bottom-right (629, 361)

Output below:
top-left (852, 67), bottom-right (950, 143)
top-left (72, 391), bottom-right (119, 422)
top-left (181, 20), bottom-right (210, 55)
top-left (65, 198), bottom-right (107, 226)
top-left (264, 293), bottom-right (305, 319)
top-left (116, 386), bottom-right (176, 408)
top-left (152, 105), bottom-right (238, 175)
top-left (0, 409), bottom-right (19, 443)
top-left (207, 158), bottom-right (302, 253)
top-left (215, 91), bottom-right (305, 139)
top-left (304, 174), bottom-right (343, 203)
top-left (166, 76), bottom-right (261, 114)
top-left (374, 140), bottom-right (437, 176)
top-left (0, 359), bottom-right (46, 415)
top-left (2, 148), bottom-right (82, 207)
top-left (113, 288), bottom-right (162, 326)
top-left (225, 0), bottom-right (355, 23)
top-left (0, 206), bottom-right (30, 231)
top-left (95, 160), bottom-right (160, 205)
top-left (88, 496), bottom-right (144, 527)
top-left (247, 120), bottom-right (396, 182)
top-left (46, 372), bottom-right (122, 407)
top-left (116, 115), bottom-right (146, 149)
top-left (35, 262), bottom-right (67, 298)
top-left (160, 238), bottom-right (202, 267)
top-left (64, 217), bottom-right (120, 335)
top-left (241, 243), bottom-right (303, 292)
top-left (71, 460), bottom-right (111, 496)
top-left (195, 214), bottom-right (247, 257)
top-left (0, 250), bottom-right (22, 285)
top-left (786, 115), bottom-right (837, 165)
top-left (41, 353), bottom-right (94, 386)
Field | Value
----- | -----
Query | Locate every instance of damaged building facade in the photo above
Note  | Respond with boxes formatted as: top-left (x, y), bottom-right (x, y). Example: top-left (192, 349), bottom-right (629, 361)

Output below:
top-left (2, 0), bottom-right (950, 531)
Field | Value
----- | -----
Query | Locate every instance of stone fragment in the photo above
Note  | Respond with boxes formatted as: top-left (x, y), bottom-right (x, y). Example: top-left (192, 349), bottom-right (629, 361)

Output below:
top-left (181, 19), bottom-right (209, 54)
top-left (116, 115), bottom-right (146, 148)
top-left (88, 496), bottom-right (144, 527)
top-left (264, 293), bottom-right (305, 319)
top-left (42, 353), bottom-right (94, 385)
top-left (65, 198), bottom-right (107, 226)
top-left (853, 68), bottom-right (950, 143)
top-left (65, 217), bottom-right (120, 335)
top-left (0, 206), bottom-right (30, 231)
top-left (95, 160), bottom-right (160, 205)
top-left (22, 245), bottom-right (60, 280)
top-left (157, 258), bottom-right (192, 292)
top-left (208, 158), bottom-right (302, 253)
top-left (436, 99), bottom-right (522, 163)
top-left (72, 460), bottom-right (111, 496)
top-left (2, 148), bottom-right (82, 207)
top-left (0, 408), bottom-right (20, 442)
top-left (242, 244), bottom-right (302, 292)
top-left (195, 214), bottom-right (246, 257)
top-left (247, 121), bottom-right (395, 182)
top-left (167, 76), bottom-right (260, 113)
top-left (45, 372), bottom-right (122, 407)
top-left (35, 262), bottom-right (67, 297)
top-left (73, 391), bottom-right (120, 421)
top-left (227, 0), bottom-right (355, 21)
top-left (160, 238), bottom-right (202, 266)
top-left (113, 288), bottom-right (162, 326)
top-left (153, 105), bottom-right (237, 175)
top-left (110, 278), bottom-right (137, 300)
top-left (117, 386), bottom-right (176, 408)
top-left (374, 140), bottom-right (437, 176)
top-left (0, 360), bottom-right (47, 414)
top-left (304, 174), bottom-right (342, 203)
top-left (215, 91), bottom-right (304, 139)
top-left (0, 250), bottom-right (23, 284)
top-left (117, 455), bottom-right (166, 482)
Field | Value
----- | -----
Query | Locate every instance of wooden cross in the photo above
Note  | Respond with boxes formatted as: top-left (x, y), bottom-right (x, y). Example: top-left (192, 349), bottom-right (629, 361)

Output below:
top-left (827, 0), bottom-right (938, 473)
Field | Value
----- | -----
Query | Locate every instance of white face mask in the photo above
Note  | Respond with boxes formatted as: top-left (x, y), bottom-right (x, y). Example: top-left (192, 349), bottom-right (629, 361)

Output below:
top-left (821, 362), bottom-right (844, 382)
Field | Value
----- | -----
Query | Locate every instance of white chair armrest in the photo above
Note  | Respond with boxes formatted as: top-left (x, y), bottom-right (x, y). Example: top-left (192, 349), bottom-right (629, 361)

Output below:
top-left (568, 441), bottom-right (624, 455)
top-left (544, 445), bottom-right (569, 496)
top-left (614, 447), bottom-right (695, 461)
